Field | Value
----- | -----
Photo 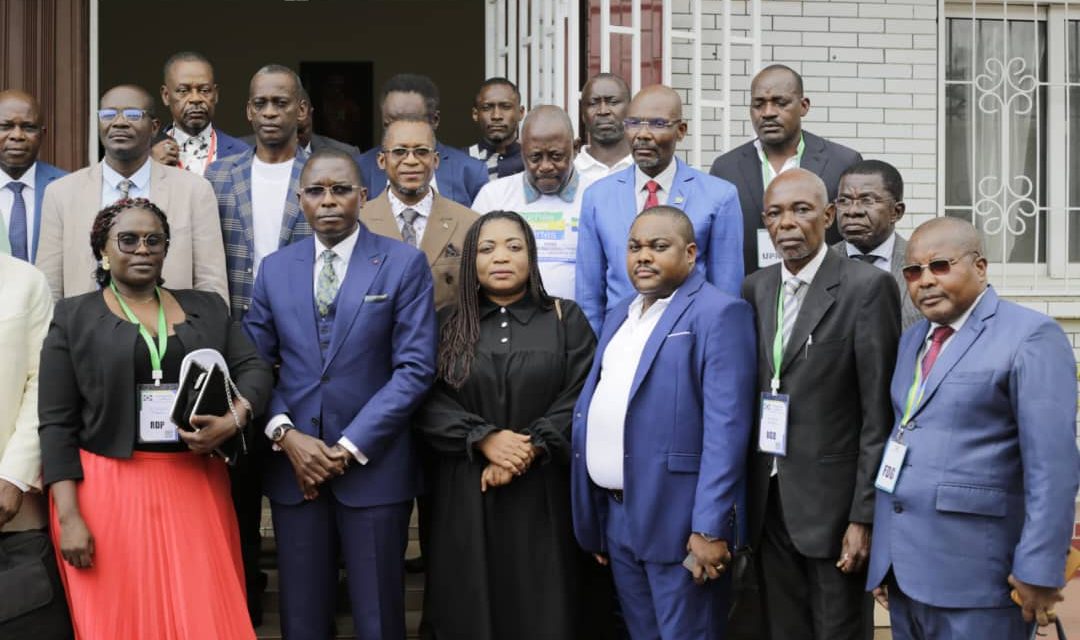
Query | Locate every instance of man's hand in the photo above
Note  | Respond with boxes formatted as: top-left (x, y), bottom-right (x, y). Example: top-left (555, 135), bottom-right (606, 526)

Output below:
top-left (279, 430), bottom-right (349, 494)
top-left (477, 430), bottom-right (534, 475)
top-left (151, 138), bottom-right (180, 167)
top-left (0, 478), bottom-right (24, 527)
top-left (686, 534), bottom-right (732, 585)
top-left (872, 585), bottom-right (889, 610)
top-left (1008, 574), bottom-right (1063, 626)
top-left (480, 464), bottom-right (514, 492)
top-left (835, 522), bottom-right (871, 574)
top-left (58, 511), bottom-right (94, 569)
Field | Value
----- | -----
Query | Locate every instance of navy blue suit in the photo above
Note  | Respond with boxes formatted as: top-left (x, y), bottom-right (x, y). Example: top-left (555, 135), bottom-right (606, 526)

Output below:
top-left (29, 161), bottom-right (67, 263)
top-left (356, 142), bottom-right (487, 207)
top-left (571, 271), bottom-right (756, 639)
top-left (867, 287), bottom-right (1080, 638)
top-left (575, 159), bottom-right (744, 334)
top-left (213, 128), bottom-right (252, 160)
top-left (243, 224), bottom-right (437, 639)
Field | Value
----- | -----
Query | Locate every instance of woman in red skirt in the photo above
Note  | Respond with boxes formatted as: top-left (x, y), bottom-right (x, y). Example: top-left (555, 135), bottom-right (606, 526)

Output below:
top-left (38, 199), bottom-right (273, 639)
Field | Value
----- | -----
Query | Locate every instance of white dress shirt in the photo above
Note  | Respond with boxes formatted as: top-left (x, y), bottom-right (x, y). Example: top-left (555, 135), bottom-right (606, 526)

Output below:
top-left (753, 136), bottom-right (803, 190)
top-left (101, 159), bottom-right (152, 206)
top-left (844, 232), bottom-right (896, 273)
top-left (388, 188), bottom-right (433, 241)
top-left (574, 146), bottom-right (634, 184)
top-left (586, 291), bottom-right (676, 490)
top-left (0, 163), bottom-right (37, 258)
top-left (633, 160), bottom-right (677, 212)
top-left (250, 157), bottom-right (294, 275)
top-left (265, 225), bottom-right (369, 464)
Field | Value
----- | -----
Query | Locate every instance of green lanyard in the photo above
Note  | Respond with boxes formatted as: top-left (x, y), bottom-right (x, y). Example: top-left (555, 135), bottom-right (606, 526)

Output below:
top-left (897, 350), bottom-right (929, 439)
top-left (770, 283), bottom-right (785, 394)
top-left (760, 135), bottom-right (806, 189)
top-left (110, 281), bottom-right (167, 385)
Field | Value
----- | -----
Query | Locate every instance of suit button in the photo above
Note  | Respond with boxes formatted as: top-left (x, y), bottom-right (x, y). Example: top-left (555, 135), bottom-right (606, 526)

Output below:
top-left (321, 375), bottom-right (329, 383)
top-left (310, 417), bottom-right (320, 427)
top-left (893, 503), bottom-right (903, 513)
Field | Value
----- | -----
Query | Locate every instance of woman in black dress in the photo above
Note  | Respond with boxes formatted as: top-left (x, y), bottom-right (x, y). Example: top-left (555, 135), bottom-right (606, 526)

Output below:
top-left (415, 210), bottom-right (597, 640)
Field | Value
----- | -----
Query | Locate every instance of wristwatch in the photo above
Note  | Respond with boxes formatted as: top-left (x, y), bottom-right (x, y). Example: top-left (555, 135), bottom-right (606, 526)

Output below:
top-left (269, 424), bottom-right (293, 443)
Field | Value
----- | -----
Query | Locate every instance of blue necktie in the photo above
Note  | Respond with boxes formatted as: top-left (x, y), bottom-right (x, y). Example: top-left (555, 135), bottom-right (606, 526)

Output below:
top-left (6, 182), bottom-right (28, 261)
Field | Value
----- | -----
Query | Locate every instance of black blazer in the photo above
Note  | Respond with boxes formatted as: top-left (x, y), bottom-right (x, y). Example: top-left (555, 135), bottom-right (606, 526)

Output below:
top-left (38, 288), bottom-right (273, 485)
top-left (741, 248), bottom-right (900, 559)
top-left (709, 130), bottom-right (863, 277)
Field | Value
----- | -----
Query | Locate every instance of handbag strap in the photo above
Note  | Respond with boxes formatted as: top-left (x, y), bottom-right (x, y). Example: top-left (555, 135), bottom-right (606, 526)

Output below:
top-left (221, 372), bottom-right (248, 455)
top-left (1029, 618), bottom-right (1068, 640)
top-left (554, 298), bottom-right (562, 321)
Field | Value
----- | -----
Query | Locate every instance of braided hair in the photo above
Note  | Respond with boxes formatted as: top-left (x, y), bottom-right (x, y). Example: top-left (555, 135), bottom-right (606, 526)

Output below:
top-left (436, 210), bottom-right (553, 388)
top-left (90, 197), bottom-right (171, 287)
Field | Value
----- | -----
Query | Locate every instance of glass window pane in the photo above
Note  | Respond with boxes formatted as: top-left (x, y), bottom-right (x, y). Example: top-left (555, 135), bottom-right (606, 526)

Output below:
top-left (947, 18), bottom-right (973, 81)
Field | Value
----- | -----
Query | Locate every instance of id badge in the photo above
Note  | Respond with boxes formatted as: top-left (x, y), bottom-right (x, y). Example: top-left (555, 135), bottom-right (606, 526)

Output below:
top-left (874, 439), bottom-right (908, 494)
top-left (757, 228), bottom-right (781, 269)
top-left (137, 384), bottom-right (179, 444)
top-left (758, 392), bottom-right (789, 456)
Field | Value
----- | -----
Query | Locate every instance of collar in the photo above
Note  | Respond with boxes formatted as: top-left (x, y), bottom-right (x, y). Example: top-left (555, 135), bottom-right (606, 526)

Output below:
top-left (388, 188), bottom-right (434, 218)
top-left (753, 134), bottom-right (806, 166)
top-left (477, 138), bottom-right (520, 159)
top-left (845, 232), bottom-right (896, 262)
top-left (928, 287), bottom-right (989, 338)
top-left (576, 146), bottom-right (634, 172)
top-left (523, 168), bottom-right (580, 204)
top-left (102, 158), bottom-right (152, 191)
top-left (313, 224), bottom-right (360, 265)
top-left (479, 293), bottom-right (540, 324)
top-left (628, 287), bottom-right (678, 321)
top-left (169, 123), bottom-right (213, 146)
top-left (634, 158), bottom-right (678, 196)
top-left (781, 242), bottom-right (828, 286)
top-left (0, 162), bottom-right (36, 190)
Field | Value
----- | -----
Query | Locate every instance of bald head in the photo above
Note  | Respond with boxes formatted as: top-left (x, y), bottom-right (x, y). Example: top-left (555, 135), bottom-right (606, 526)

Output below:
top-left (638, 205), bottom-right (695, 245)
top-left (905, 217), bottom-right (988, 325)
top-left (908, 216), bottom-right (984, 257)
top-left (0, 90), bottom-right (44, 177)
top-left (101, 84), bottom-right (155, 112)
top-left (762, 169), bottom-right (835, 274)
top-left (765, 168), bottom-right (828, 210)
top-left (521, 105), bottom-right (575, 196)
top-left (626, 85), bottom-right (686, 176)
top-left (630, 85), bottom-right (684, 119)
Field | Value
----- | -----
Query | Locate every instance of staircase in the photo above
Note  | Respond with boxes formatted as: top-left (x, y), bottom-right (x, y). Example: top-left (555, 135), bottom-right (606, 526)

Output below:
top-left (254, 500), bottom-right (425, 639)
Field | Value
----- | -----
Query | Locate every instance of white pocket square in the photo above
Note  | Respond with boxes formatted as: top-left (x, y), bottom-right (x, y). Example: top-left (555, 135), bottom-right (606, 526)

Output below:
top-left (364, 294), bottom-right (389, 302)
top-left (666, 331), bottom-right (692, 338)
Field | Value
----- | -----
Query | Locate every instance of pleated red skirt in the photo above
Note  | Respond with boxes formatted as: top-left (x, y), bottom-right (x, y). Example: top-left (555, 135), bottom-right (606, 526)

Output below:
top-left (50, 450), bottom-right (256, 640)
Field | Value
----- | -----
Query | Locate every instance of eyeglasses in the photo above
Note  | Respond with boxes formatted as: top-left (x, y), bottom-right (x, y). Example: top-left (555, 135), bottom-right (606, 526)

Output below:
top-left (98, 108), bottom-right (151, 123)
top-left (900, 252), bottom-right (979, 283)
top-left (835, 195), bottom-right (890, 209)
top-left (383, 146), bottom-right (436, 162)
top-left (113, 232), bottom-right (169, 255)
top-left (300, 184), bottom-right (361, 199)
top-left (623, 117), bottom-right (683, 131)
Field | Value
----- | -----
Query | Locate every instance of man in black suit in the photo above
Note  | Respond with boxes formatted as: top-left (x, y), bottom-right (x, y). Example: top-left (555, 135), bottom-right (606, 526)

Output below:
top-left (741, 168), bottom-right (899, 640)
top-left (711, 64), bottom-right (862, 276)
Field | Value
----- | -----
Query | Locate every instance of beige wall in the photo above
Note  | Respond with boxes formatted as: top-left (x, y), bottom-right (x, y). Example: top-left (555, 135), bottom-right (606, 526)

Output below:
top-left (99, 0), bottom-right (485, 150)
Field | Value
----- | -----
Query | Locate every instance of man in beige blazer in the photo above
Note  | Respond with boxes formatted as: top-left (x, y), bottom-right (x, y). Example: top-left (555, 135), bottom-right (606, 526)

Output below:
top-left (0, 255), bottom-right (73, 638)
top-left (361, 117), bottom-right (478, 310)
top-left (36, 84), bottom-right (227, 303)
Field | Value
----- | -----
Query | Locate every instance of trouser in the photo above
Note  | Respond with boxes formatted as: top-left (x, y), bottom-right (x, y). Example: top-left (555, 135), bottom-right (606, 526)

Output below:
top-left (886, 573), bottom-right (1028, 640)
top-left (0, 529), bottom-right (74, 640)
top-left (230, 434), bottom-right (266, 626)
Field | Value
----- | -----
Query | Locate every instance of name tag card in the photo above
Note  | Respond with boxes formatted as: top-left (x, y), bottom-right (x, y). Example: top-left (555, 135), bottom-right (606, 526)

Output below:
top-left (138, 384), bottom-right (179, 444)
top-left (758, 392), bottom-right (789, 456)
top-left (757, 229), bottom-right (781, 269)
top-left (874, 439), bottom-right (908, 494)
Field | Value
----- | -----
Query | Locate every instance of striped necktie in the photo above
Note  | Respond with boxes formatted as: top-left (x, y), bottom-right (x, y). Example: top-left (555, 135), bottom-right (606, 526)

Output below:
top-left (781, 277), bottom-right (804, 349)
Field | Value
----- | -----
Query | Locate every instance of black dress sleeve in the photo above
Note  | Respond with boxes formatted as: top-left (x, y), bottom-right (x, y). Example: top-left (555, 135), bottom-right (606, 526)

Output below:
top-left (524, 299), bottom-right (597, 464)
top-left (38, 300), bottom-right (85, 485)
top-left (414, 382), bottom-right (499, 461)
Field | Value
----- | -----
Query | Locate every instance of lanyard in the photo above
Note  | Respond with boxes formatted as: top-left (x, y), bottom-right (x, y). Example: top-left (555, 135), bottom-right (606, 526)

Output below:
top-left (760, 135), bottom-right (806, 189)
top-left (770, 282), bottom-right (785, 394)
top-left (110, 281), bottom-right (168, 385)
top-left (897, 345), bottom-right (933, 440)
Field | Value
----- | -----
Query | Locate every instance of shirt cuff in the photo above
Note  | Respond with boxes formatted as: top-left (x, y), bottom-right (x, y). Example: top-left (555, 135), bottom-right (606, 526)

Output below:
top-left (0, 474), bottom-right (30, 493)
top-left (265, 413), bottom-right (293, 452)
top-left (336, 437), bottom-right (369, 465)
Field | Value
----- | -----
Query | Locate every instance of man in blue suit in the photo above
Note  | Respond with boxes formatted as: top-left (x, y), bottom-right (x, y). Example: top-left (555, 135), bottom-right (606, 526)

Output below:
top-left (244, 148), bottom-right (437, 640)
top-left (355, 73), bottom-right (487, 207)
top-left (0, 90), bottom-right (66, 262)
top-left (572, 206), bottom-right (756, 639)
top-left (576, 85), bottom-right (744, 333)
top-left (867, 217), bottom-right (1080, 639)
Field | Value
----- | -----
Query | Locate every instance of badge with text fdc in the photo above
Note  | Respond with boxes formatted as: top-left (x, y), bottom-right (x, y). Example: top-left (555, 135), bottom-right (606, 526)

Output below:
top-left (758, 392), bottom-right (789, 456)
top-left (874, 439), bottom-right (908, 494)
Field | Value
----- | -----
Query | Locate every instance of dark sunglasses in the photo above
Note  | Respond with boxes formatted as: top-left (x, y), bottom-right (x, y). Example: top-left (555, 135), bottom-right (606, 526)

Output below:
top-left (300, 184), bottom-right (361, 199)
top-left (113, 232), bottom-right (169, 255)
top-left (900, 251), bottom-right (979, 283)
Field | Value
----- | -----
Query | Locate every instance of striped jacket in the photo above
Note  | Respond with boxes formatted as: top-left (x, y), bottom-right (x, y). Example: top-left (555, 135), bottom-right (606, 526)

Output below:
top-left (205, 147), bottom-right (311, 318)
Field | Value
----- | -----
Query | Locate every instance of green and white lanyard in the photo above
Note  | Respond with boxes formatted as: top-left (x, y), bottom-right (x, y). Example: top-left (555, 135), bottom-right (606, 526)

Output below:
top-left (759, 135), bottom-right (806, 189)
top-left (110, 281), bottom-right (167, 385)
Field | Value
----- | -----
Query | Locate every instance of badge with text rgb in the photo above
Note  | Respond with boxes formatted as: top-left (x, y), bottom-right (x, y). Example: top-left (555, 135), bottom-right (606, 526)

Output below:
top-left (758, 392), bottom-right (789, 456)
top-left (874, 439), bottom-right (908, 494)
top-left (138, 384), bottom-right (180, 444)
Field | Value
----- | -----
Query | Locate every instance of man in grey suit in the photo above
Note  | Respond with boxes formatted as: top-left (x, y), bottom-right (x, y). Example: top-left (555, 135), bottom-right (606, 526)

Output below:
top-left (833, 160), bottom-right (922, 329)
top-left (710, 64), bottom-right (862, 276)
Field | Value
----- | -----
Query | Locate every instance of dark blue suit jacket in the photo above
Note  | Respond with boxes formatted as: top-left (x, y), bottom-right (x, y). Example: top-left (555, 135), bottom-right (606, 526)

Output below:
top-left (575, 159), bottom-right (744, 333)
top-left (31, 161), bottom-right (67, 262)
top-left (867, 287), bottom-right (1080, 608)
top-left (356, 142), bottom-right (487, 207)
top-left (214, 128), bottom-right (251, 160)
top-left (571, 271), bottom-right (756, 563)
top-left (242, 224), bottom-right (438, 507)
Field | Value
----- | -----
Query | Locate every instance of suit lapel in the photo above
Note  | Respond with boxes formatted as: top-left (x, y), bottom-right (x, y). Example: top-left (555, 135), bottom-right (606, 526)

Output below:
top-left (628, 273), bottom-right (703, 400)
top-left (757, 266), bottom-right (782, 377)
top-left (419, 195), bottom-right (456, 266)
top-left (781, 249), bottom-right (839, 374)
top-left (231, 154), bottom-right (256, 252)
top-left (738, 144), bottom-right (764, 217)
top-left (288, 240), bottom-right (318, 349)
top-left (433, 143), bottom-right (457, 203)
top-left (278, 149), bottom-right (308, 246)
top-left (890, 233), bottom-right (908, 283)
top-left (667, 160), bottom-right (693, 210)
top-left (31, 164), bottom-right (61, 262)
top-left (149, 162), bottom-right (173, 216)
top-left (615, 168), bottom-right (638, 239)
top-left (323, 227), bottom-right (384, 372)
top-left (798, 132), bottom-right (829, 178)
top-left (361, 195), bottom-right (403, 240)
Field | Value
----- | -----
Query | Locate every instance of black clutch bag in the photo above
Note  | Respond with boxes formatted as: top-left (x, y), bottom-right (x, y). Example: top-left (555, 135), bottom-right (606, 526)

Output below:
top-left (170, 361), bottom-right (247, 464)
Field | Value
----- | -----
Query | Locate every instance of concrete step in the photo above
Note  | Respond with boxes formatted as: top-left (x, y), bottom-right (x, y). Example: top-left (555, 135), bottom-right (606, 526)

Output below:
top-left (254, 611), bottom-right (422, 639)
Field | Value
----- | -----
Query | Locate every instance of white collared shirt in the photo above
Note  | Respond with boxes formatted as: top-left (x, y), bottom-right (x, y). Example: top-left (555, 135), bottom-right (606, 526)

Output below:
top-left (169, 124), bottom-right (215, 176)
top-left (753, 137), bottom-right (802, 189)
top-left (101, 159), bottom-right (152, 206)
top-left (844, 232), bottom-right (896, 273)
top-left (388, 188), bottom-right (433, 241)
top-left (586, 290), bottom-right (677, 490)
top-left (574, 146), bottom-right (634, 184)
top-left (634, 160), bottom-right (677, 212)
top-left (0, 163), bottom-right (37, 257)
top-left (251, 156), bottom-right (295, 275)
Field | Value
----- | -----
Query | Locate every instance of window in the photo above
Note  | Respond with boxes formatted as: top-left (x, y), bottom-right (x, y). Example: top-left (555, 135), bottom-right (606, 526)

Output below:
top-left (943, 3), bottom-right (1079, 291)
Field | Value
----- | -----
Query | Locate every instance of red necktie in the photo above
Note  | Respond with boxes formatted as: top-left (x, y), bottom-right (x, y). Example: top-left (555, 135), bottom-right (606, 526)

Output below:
top-left (644, 180), bottom-right (660, 211)
top-left (921, 326), bottom-right (955, 379)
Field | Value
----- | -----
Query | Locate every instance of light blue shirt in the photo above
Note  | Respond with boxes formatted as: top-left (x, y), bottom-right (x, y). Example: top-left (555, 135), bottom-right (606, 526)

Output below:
top-left (101, 159), bottom-right (152, 207)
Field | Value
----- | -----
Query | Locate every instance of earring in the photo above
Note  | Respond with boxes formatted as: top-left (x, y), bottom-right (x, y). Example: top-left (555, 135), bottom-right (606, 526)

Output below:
top-left (101, 256), bottom-right (111, 271)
